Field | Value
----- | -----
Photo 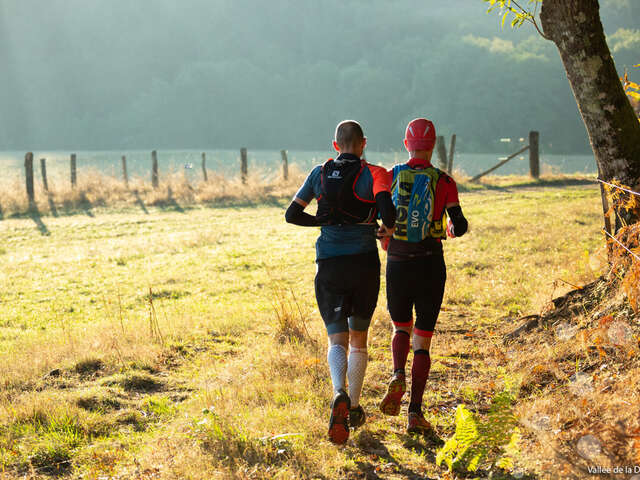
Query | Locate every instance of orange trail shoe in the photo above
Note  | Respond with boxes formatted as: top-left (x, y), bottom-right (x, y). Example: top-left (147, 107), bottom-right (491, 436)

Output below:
top-left (379, 373), bottom-right (406, 416)
top-left (407, 411), bottom-right (432, 435)
top-left (328, 389), bottom-right (350, 445)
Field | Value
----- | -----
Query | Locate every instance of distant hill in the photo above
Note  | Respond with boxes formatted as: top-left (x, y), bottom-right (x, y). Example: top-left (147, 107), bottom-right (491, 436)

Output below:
top-left (0, 0), bottom-right (637, 153)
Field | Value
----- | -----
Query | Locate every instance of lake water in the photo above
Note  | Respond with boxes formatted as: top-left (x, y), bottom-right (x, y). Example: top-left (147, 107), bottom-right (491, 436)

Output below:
top-left (0, 149), bottom-right (596, 185)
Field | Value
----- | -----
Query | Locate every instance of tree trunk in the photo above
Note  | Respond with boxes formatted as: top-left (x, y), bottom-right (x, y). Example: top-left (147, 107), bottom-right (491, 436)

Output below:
top-left (541, 0), bottom-right (640, 226)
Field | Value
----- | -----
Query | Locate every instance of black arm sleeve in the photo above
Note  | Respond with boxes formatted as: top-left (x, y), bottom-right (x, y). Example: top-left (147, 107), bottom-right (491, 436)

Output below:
top-left (447, 205), bottom-right (468, 237)
top-left (285, 201), bottom-right (319, 227)
top-left (375, 191), bottom-right (396, 228)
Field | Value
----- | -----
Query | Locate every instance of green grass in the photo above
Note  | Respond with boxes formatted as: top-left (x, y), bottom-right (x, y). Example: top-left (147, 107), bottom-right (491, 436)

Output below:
top-left (1, 179), bottom-right (634, 479)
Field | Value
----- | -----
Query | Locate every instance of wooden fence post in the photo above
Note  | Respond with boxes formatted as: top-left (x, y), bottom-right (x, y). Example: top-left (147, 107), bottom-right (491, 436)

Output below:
top-left (529, 131), bottom-right (540, 179)
top-left (121, 155), bottom-right (129, 186)
top-left (448, 134), bottom-right (457, 173)
top-left (436, 136), bottom-right (448, 170)
top-left (70, 153), bottom-right (77, 188)
top-left (151, 150), bottom-right (159, 188)
top-left (25, 152), bottom-right (35, 206)
top-left (240, 148), bottom-right (248, 184)
top-left (281, 149), bottom-right (288, 181)
top-left (40, 158), bottom-right (49, 192)
top-left (201, 152), bottom-right (208, 182)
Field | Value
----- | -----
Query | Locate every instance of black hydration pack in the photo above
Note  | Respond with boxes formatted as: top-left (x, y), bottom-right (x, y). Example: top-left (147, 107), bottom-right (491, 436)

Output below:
top-left (315, 158), bottom-right (376, 225)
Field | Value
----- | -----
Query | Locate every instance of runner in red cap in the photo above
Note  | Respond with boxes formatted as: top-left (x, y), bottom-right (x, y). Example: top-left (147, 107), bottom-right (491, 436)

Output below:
top-left (378, 117), bottom-right (468, 434)
top-left (405, 118), bottom-right (436, 151)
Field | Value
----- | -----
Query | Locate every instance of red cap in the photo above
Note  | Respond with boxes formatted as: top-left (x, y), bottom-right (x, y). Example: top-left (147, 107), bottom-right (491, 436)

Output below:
top-left (405, 118), bottom-right (436, 151)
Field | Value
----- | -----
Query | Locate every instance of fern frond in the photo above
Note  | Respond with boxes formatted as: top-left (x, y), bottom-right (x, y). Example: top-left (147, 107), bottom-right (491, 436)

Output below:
top-left (436, 387), bottom-right (521, 474)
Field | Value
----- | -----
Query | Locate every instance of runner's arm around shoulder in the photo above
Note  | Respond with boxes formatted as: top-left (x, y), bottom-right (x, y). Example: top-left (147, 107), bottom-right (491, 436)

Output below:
top-left (446, 205), bottom-right (468, 237)
top-left (376, 191), bottom-right (396, 228)
top-left (285, 197), bottom-right (319, 227)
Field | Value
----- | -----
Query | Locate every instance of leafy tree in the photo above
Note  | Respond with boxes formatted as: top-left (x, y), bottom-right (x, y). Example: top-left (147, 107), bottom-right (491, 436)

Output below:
top-left (485, 0), bottom-right (640, 227)
top-left (622, 65), bottom-right (640, 119)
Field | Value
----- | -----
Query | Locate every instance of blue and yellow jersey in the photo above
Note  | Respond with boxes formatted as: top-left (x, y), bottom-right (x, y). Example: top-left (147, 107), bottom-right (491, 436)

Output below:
top-left (386, 158), bottom-right (460, 257)
top-left (391, 164), bottom-right (447, 242)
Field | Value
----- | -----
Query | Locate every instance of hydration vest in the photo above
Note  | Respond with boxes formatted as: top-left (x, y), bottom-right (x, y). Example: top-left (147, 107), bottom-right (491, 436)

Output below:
top-left (391, 164), bottom-right (447, 242)
top-left (315, 158), bottom-right (377, 225)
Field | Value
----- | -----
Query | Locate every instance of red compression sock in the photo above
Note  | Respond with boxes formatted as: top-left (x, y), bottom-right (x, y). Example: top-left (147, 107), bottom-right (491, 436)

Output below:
top-left (392, 330), bottom-right (411, 374)
top-left (409, 349), bottom-right (431, 413)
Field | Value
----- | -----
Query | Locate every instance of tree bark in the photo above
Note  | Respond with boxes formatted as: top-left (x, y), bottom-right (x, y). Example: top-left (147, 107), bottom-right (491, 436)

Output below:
top-left (540, 0), bottom-right (640, 225)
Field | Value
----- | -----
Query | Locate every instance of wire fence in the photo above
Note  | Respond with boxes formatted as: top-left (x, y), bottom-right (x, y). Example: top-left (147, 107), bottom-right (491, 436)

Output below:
top-left (603, 229), bottom-right (640, 262)
top-left (597, 177), bottom-right (640, 264)
top-left (597, 178), bottom-right (640, 197)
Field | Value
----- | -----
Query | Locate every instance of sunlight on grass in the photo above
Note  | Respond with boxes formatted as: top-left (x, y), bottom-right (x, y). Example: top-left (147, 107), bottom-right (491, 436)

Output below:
top-left (2, 180), bottom-right (630, 479)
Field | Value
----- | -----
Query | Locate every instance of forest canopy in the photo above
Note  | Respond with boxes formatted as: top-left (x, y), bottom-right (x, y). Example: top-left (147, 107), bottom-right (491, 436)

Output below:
top-left (0, 0), bottom-right (637, 153)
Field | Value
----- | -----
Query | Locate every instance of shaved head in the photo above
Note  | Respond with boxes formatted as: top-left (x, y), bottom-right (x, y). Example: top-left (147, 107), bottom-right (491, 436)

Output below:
top-left (334, 120), bottom-right (364, 150)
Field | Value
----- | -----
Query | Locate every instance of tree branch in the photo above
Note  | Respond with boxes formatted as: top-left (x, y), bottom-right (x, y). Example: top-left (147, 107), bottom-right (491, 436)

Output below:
top-left (509, 0), bottom-right (526, 12)
top-left (529, 16), bottom-right (552, 41)
top-left (509, 0), bottom-right (552, 41)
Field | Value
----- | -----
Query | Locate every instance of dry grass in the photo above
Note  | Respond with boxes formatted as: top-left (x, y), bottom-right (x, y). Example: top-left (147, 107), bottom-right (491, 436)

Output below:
top-left (0, 166), bottom-right (307, 218)
top-left (1, 179), bottom-right (637, 479)
top-left (0, 165), bottom-right (597, 219)
top-left (509, 294), bottom-right (640, 479)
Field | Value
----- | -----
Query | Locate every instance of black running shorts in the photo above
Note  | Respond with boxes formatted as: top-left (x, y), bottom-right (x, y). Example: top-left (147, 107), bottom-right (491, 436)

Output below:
top-left (315, 251), bottom-right (381, 335)
top-left (386, 254), bottom-right (446, 336)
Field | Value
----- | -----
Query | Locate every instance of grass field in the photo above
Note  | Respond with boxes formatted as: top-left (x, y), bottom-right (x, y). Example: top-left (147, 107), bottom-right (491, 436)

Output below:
top-left (1, 177), bottom-right (638, 479)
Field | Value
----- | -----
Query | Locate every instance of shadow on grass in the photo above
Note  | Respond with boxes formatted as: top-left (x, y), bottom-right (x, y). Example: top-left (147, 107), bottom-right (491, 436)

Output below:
top-left (28, 205), bottom-right (50, 236)
top-left (6, 194), bottom-right (292, 221)
top-left (445, 466), bottom-right (538, 480)
top-left (199, 195), bottom-right (286, 210)
top-left (79, 192), bottom-right (94, 217)
top-left (47, 193), bottom-right (59, 217)
top-left (165, 186), bottom-right (184, 213)
top-left (145, 194), bottom-right (286, 212)
top-left (145, 186), bottom-right (186, 213)
top-left (401, 430), bottom-right (539, 480)
top-left (133, 190), bottom-right (149, 214)
top-left (399, 430), bottom-right (443, 462)
top-left (459, 177), bottom-right (596, 193)
top-left (56, 191), bottom-right (94, 217)
top-left (352, 430), bottom-right (435, 479)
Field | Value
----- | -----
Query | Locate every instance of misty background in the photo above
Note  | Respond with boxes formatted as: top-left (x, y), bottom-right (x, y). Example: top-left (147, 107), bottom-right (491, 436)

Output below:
top-left (1, 0), bottom-right (638, 154)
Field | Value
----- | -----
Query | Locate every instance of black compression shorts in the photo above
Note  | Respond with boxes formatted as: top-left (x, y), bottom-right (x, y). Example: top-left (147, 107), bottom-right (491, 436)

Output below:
top-left (315, 251), bottom-right (381, 335)
top-left (386, 254), bottom-right (446, 337)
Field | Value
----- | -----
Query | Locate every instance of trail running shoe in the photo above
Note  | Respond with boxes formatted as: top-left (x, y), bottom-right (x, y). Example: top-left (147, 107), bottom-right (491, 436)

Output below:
top-left (407, 411), bottom-right (432, 435)
top-left (379, 373), bottom-right (406, 416)
top-left (328, 389), bottom-right (350, 444)
top-left (349, 405), bottom-right (366, 429)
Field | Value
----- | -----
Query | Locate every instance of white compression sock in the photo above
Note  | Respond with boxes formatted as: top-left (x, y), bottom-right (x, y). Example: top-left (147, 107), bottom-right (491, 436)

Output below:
top-left (347, 347), bottom-right (368, 407)
top-left (327, 344), bottom-right (347, 394)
